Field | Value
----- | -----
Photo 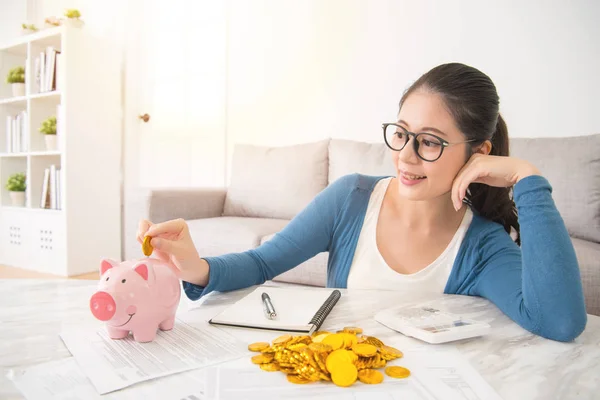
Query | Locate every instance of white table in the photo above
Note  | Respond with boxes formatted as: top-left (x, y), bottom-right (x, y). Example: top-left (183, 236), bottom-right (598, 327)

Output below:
top-left (1, 279), bottom-right (599, 399)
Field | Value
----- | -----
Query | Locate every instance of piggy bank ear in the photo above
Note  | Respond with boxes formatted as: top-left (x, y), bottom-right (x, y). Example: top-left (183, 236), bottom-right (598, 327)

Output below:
top-left (134, 263), bottom-right (149, 281)
top-left (100, 259), bottom-right (118, 276)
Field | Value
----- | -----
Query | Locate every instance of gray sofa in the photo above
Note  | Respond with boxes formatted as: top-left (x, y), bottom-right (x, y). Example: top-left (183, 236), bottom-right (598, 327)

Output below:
top-left (147, 135), bottom-right (600, 316)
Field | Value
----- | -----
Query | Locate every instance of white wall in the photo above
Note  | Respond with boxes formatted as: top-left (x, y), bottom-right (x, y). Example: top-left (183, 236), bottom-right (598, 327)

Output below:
top-left (0, 0), bottom-right (26, 43)
top-left (227, 0), bottom-right (600, 164)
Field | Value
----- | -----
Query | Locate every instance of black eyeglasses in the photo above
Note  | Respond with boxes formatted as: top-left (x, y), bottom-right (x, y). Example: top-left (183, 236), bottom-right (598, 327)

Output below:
top-left (382, 123), bottom-right (477, 162)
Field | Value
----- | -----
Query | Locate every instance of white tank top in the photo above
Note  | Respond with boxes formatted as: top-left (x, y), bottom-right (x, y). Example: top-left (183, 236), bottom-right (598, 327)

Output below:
top-left (346, 177), bottom-right (473, 293)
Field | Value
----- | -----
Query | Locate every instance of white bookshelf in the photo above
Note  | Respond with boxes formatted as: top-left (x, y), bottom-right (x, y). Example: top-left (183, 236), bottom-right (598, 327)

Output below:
top-left (0, 26), bottom-right (121, 276)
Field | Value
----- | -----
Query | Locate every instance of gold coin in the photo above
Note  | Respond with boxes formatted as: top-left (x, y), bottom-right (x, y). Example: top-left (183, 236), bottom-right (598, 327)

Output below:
top-left (142, 235), bottom-right (153, 256)
top-left (272, 334), bottom-right (293, 345)
top-left (312, 330), bottom-right (331, 337)
top-left (251, 354), bottom-right (273, 364)
top-left (342, 333), bottom-right (358, 349)
top-left (326, 349), bottom-right (357, 373)
top-left (288, 343), bottom-right (308, 352)
top-left (343, 326), bottom-right (363, 335)
top-left (358, 369), bottom-right (384, 384)
top-left (381, 345), bottom-right (403, 359)
top-left (287, 374), bottom-right (311, 384)
top-left (353, 343), bottom-right (378, 358)
top-left (280, 366), bottom-right (296, 374)
top-left (385, 366), bottom-right (411, 379)
top-left (312, 333), bottom-right (330, 343)
top-left (259, 362), bottom-right (280, 372)
top-left (330, 362), bottom-right (358, 387)
top-left (308, 342), bottom-right (332, 353)
top-left (363, 336), bottom-right (385, 348)
top-left (322, 333), bottom-right (345, 350)
top-left (293, 335), bottom-right (312, 345)
top-left (313, 352), bottom-right (329, 375)
top-left (248, 342), bottom-right (270, 352)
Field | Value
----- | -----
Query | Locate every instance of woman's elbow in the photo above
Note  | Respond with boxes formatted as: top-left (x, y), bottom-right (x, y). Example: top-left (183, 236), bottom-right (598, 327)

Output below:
top-left (539, 311), bottom-right (587, 342)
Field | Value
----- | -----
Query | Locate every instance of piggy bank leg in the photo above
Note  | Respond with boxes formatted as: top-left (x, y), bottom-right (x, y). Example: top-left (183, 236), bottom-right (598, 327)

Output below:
top-left (132, 327), bottom-right (158, 343)
top-left (159, 315), bottom-right (176, 331)
top-left (106, 326), bottom-right (130, 339)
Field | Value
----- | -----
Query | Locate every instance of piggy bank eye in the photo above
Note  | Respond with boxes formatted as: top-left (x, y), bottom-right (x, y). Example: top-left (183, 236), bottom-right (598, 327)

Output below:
top-left (121, 279), bottom-right (126, 283)
top-left (105, 277), bottom-right (109, 281)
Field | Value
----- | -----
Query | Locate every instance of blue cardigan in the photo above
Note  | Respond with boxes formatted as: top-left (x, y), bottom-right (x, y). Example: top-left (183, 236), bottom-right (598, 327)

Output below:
top-left (183, 174), bottom-right (587, 342)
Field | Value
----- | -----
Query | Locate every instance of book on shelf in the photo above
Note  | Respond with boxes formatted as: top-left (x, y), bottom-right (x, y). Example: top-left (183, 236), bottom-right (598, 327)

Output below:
top-left (40, 164), bottom-right (62, 209)
top-left (5, 111), bottom-right (28, 153)
top-left (34, 46), bottom-right (61, 93)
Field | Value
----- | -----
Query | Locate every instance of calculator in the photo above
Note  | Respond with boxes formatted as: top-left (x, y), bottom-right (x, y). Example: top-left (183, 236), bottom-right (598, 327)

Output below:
top-left (374, 304), bottom-right (491, 344)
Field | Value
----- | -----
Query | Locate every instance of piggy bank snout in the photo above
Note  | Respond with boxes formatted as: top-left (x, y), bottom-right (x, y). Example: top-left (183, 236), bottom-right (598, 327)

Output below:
top-left (90, 291), bottom-right (116, 321)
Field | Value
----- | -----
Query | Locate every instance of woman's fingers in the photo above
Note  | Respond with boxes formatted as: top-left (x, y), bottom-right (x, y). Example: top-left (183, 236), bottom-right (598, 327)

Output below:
top-left (451, 156), bottom-right (483, 211)
top-left (137, 219), bottom-right (152, 244)
top-left (452, 162), bottom-right (471, 210)
top-left (145, 218), bottom-right (186, 238)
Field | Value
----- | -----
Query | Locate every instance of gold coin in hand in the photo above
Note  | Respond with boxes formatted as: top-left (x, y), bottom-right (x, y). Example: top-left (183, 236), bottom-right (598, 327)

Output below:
top-left (142, 235), bottom-right (153, 256)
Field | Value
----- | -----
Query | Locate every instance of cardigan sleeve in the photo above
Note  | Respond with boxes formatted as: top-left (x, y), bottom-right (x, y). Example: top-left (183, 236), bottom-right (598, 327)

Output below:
top-left (469, 175), bottom-right (587, 342)
top-left (182, 174), bottom-right (359, 301)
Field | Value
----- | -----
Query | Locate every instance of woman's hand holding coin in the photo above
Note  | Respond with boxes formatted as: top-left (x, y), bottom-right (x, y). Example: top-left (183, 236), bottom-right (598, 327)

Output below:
top-left (136, 218), bottom-right (210, 286)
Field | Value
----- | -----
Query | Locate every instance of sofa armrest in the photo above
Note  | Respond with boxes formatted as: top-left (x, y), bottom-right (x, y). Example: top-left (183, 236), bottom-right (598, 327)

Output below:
top-left (147, 188), bottom-right (227, 223)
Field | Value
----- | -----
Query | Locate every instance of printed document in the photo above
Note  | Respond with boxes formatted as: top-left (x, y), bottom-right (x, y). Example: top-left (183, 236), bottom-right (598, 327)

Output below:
top-left (59, 320), bottom-right (248, 394)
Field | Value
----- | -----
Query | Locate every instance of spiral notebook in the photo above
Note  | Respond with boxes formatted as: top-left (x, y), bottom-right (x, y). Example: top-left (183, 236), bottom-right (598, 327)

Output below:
top-left (208, 286), bottom-right (341, 334)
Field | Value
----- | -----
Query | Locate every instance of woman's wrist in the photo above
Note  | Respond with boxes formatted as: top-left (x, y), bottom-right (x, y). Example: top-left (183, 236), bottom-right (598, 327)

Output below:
top-left (185, 257), bottom-right (210, 287)
top-left (516, 162), bottom-right (541, 183)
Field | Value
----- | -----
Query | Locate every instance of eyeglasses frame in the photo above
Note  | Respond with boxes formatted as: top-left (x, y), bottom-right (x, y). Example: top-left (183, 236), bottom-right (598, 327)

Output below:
top-left (382, 123), bottom-right (478, 162)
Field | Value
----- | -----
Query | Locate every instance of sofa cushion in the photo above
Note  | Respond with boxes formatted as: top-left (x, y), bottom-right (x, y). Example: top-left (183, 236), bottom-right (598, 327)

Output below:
top-left (260, 233), bottom-right (328, 287)
top-left (510, 133), bottom-right (600, 243)
top-left (329, 139), bottom-right (396, 184)
top-left (187, 216), bottom-right (289, 257)
top-left (223, 140), bottom-right (330, 220)
top-left (571, 237), bottom-right (600, 316)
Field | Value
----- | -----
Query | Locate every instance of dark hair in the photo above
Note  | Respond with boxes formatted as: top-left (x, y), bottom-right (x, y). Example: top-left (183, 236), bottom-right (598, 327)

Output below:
top-left (399, 63), bottom-right (520, 244)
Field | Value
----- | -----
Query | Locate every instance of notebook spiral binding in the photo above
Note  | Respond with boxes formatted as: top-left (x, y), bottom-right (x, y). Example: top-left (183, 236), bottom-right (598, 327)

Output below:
top-left (308, 290), bottom-right (341, 329)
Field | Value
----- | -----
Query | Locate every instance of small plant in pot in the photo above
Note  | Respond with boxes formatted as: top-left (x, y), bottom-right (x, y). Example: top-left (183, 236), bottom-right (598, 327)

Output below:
top-left (39, 115), bottom-right (57, 151)
top-left (63, 9), bottom-right (84, 27)
top-left (6, 66), bottom-right (25, 97)
top-left (5, 173), bottom-right (26, 207)
top-left (21, 23), bottom-right (38, 34)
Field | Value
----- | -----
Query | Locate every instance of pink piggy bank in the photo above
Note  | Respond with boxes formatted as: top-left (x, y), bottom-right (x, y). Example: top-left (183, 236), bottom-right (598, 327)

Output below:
top-left (89, 258), bottom-right (181, 342)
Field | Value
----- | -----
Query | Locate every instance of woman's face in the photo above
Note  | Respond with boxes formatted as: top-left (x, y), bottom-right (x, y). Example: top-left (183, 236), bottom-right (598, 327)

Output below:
top-left (392, 90), bottom-right (470, 202)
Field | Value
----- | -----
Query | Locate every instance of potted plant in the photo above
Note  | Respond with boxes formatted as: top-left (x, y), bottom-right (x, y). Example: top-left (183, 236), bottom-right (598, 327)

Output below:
top-left (5, 173), bottom-right (26, 207)
top-left (6, 66), bottom-right (25, 97)
top-left (21, 23), bottom-right (38, 35)
top-left (63, 9), bottom-right (83, 27)
top-left (39, 116), bottom-right (57, 150)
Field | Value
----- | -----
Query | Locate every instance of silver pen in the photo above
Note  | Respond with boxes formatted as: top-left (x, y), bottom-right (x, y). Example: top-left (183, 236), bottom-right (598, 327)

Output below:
top-left (262, 292), bottom-right (277, 319)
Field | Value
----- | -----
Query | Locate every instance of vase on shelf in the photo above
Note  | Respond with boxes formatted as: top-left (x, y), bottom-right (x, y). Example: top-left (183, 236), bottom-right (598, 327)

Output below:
top-left (63, 18), bottom-right (84, 28)
top-left (45, 134), bottom-right (58, 151)
top-left (12, 83), bottom-right (25, 97)
top-left (9, 191), bottom-right (26, 207)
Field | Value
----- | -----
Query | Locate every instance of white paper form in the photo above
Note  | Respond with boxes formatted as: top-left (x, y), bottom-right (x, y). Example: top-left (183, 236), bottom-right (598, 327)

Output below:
top-left (407, 346), bottom-right (503, 400)
top-left (202, 356), bottom-right (462, 400)
top-left (59, 320), bottom-right (249, 394)
top-left (8, 357), bottom-right (207, 400)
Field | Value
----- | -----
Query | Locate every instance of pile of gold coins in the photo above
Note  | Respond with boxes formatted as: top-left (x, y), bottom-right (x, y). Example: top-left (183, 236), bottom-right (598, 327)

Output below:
top-left (248, 327), bottom-right (410, 387)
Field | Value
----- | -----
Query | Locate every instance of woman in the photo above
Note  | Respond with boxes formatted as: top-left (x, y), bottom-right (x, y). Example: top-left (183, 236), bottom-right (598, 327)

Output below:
top-left (137, 63), bottom-right (587, 342)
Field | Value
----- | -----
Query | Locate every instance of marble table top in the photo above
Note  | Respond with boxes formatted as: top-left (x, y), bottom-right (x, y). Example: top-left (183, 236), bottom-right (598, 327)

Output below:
top-left (1, 279), bottom-right (599, 400)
